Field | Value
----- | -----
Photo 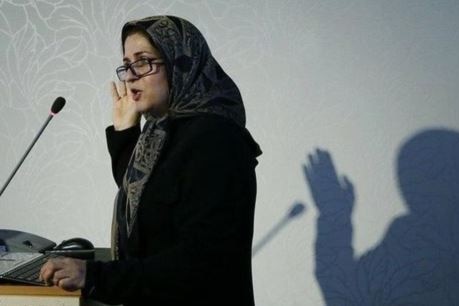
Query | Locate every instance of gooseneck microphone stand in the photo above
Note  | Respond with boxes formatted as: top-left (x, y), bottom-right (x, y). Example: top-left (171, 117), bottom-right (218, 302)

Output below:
top-left (0, 97), bottom-right (66, 197)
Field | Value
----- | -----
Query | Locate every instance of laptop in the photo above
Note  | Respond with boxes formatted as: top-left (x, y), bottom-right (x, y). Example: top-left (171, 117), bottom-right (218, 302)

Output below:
top-left (0, 251), bottom-right (57, 285)
top-left (0, 230), bottom-right (94, 286)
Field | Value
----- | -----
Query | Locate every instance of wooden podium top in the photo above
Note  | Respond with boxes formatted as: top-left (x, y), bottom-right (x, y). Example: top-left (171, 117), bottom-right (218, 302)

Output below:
top-left (0, 284), bottom-right (80, 296)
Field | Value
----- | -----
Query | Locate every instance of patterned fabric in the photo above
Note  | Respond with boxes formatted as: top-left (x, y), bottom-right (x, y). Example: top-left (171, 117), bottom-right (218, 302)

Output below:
top-left (112, 15), bottom-right (247, 259)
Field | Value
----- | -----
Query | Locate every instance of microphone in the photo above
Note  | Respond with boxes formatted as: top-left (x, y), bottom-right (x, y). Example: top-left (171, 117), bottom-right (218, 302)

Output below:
top-left (0, 97), bottom-right (66, 197)
top-left (50, 97), bottom-right (66, 115)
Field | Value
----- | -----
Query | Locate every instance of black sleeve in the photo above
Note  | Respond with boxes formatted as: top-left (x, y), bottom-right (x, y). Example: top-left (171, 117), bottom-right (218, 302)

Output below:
top-left (85, 122), bottom-right (257, 305)
top-left (105, 125), bottom-right (141, 187)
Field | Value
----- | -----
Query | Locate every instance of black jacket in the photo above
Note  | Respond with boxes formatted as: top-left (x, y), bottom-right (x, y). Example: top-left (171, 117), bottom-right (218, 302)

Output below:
top-left (84, 114), bottom-right (260, 306)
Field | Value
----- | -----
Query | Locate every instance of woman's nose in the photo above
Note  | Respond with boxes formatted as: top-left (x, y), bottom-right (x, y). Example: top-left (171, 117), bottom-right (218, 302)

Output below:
top-left (124, 67), bottom-right (139, 82)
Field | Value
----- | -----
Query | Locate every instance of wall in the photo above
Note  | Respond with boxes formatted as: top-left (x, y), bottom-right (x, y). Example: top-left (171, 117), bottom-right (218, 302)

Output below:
top-left (1, 1), bottom-right (459, 305)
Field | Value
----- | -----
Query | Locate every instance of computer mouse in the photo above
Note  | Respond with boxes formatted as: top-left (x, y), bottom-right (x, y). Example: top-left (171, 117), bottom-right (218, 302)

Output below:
top-left (47, 237), bottom-right (95, 259)
top-left (55, 237), bottom-right (94, 251)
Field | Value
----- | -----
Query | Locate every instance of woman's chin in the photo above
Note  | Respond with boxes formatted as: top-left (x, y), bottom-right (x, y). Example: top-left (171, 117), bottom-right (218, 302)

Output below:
top-left (136, 103), bottom-right (167, 117)
top-left (135, 103), bottom-right (148, 114)
top-left (135, 100), bottom-right (154, 113)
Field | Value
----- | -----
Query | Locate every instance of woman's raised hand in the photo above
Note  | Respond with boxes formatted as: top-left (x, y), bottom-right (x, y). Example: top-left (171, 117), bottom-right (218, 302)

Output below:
top-left (111, 81), bottom-right (141, 130)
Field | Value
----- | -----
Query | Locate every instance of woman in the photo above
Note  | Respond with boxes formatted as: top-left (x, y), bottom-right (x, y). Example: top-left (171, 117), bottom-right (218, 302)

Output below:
top-left (40, 15), bottom-right (261, 306)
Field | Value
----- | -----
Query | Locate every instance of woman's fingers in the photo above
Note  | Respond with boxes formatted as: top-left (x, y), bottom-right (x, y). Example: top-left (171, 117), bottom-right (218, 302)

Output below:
top-left (110, 81), bottom-right (120, 102)
top-left (110, 81), bottom-right (128, 103)
top-left (57, 277), bottom-right (73, 291)
top-left (39, 266), bottom-right (54, 285)
top-left (118, 81), bottom-right (127, 97)
top-left (39, 258), bottom-right (86, 290)
top-left (39, 258), bottom-right (63, 285)
top-left (53, 269), bottom-right (67, 284)
top-left (110, 80), bottom-right (140, 130)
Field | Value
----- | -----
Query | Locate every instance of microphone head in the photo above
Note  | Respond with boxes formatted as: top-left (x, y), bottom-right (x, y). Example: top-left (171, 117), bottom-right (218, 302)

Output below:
top-left (50, 97), bottom-right (66, 115)
top-left (288, 202), bottom-right (306, 219)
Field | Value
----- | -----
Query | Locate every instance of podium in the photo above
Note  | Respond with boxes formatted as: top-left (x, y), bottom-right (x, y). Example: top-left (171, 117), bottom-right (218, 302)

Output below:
top-left (0, 285), bottom-right (80, 305)
top-left (0, 248), bottom-right (116, 306)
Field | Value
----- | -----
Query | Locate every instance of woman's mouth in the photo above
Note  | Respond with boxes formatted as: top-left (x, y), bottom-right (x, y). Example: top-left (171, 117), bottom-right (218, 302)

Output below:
top-left (131, 89), bottom-right (142, 101)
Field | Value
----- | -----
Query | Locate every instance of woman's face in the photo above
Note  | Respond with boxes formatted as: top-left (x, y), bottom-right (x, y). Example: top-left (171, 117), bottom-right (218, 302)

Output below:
top-left (123, 31), bottom-right (169, 115)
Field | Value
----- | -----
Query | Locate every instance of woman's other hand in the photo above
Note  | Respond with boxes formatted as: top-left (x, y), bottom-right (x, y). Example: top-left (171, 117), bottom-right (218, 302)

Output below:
top-left (39, 257), bottom-right (86, 291)
top-left (111, 81), bottom-right (140, 130)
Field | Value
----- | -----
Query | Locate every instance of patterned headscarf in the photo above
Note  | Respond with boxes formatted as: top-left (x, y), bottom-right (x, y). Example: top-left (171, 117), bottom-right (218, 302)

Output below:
top-left (112, 16), bottom-right (248, 258)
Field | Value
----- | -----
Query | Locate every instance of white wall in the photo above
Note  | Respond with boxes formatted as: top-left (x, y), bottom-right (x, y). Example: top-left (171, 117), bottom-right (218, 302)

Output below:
top-left (1, 1), bottom-right (459, 305)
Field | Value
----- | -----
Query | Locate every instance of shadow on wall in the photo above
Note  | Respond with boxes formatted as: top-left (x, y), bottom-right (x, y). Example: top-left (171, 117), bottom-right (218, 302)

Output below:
top-left (304, 129), bottom-right (459, 306)
top-left (252, 202), bottom-right (306, 257)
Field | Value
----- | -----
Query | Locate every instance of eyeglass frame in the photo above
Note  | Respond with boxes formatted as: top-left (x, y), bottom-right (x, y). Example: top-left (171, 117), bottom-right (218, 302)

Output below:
top-left (116, 57), bottom-right (165, 81)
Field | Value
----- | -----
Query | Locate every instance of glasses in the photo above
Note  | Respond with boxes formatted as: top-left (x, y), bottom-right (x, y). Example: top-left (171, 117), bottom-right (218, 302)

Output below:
top-left (116, 58), bottom-right (164, 81)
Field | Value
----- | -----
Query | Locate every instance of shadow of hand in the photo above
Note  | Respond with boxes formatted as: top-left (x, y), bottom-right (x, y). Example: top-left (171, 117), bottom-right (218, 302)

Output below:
top-left (304, 149), bottom-right (354, 215)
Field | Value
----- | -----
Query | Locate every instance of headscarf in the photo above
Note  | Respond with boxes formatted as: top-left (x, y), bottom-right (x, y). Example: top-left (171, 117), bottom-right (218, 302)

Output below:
top-left (112, 15), bottom-right (252, 259)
